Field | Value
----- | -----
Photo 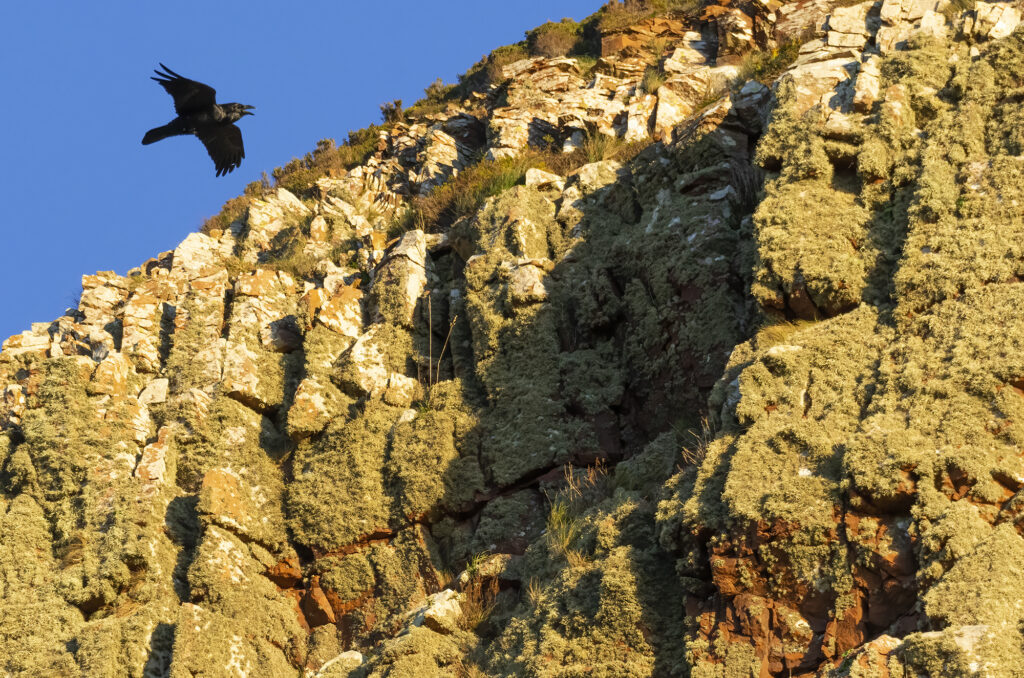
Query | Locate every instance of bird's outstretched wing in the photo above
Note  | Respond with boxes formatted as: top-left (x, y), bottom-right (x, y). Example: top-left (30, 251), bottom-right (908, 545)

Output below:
top-left (151, 63), bottom-right (217, 115)
top-left (197, 124), bottom-right (245, 176)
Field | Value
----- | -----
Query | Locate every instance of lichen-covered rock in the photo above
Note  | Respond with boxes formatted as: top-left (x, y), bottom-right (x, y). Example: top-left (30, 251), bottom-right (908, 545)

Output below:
top-left (4, 5), bottom-right (1024, 677)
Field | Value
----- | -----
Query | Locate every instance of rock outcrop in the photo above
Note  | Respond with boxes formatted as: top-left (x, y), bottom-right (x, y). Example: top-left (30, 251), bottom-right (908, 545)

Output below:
top-left (2, 0), bottom-right (1024, 676)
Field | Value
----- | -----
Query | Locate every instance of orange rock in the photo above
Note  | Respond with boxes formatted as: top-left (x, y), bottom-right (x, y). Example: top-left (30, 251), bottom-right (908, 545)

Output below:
top-left (301, 576), bottom-right (337, 627)
top-left (265, 556), bottom-right (303, 589)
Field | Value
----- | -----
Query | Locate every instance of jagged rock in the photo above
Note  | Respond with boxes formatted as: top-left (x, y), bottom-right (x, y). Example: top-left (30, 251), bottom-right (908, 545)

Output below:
top-left (0, 329), bottom-right (51, 358)
top-left (826, 0), bottom-right (880, 49)
top-left (246, 187), bottom-right (311, 251)
top-left (337, 325), bottom-right (421, 407)
top-left (626, 93), bottom-right (657, 141)
top-left (171, 232), bottom-right (233, 280)
top-left (411, 129), bottom-right (465, 195)
top-left (87, 352), bottom-right (135, 397)
top-left (134, 426), bottom-right (171, 494)
top-left (372, 229), bottom-right (427, 327)
top-left (600, 16), bottom-right (693, 56)
top-left (79, 272), bottom-right (129, 328)
top-left (222, 341), bottom-right (265, 411)
top-left (420, 589), bottom-right (463, 635)
top-left (776, 0), bottom-right (837, 42)
top-left (875, 0), bottom-right (949, 52)
top-left (852, 54), bottom-right (882, 111)
top-left (524, 168), bottom-right (565, 191)
top-left (321, 194), bottom-right (373, 237)
top-left (712, 7), bottom-right (756, 55)
top-left (305, 283), bottom-right (364, 338)
top-left (487, 106), bottom-right (559, 158)
top-left (309, 214), bottom-right (329, 242)
top-left (121, 292), bottom-right (169, 373)
top-left (503, 57), bottom-right (585, 94)
top-left (662, 34), bottom-right (715, 70)
top-left (509, 263), bottom-right (550, 305)
top-left (8, 6), bottom-right (1024, 677)
top-left (973, 1), bottom-right (1022, 39)
top-left (287, 377), bottom-right (334, 438)
top-left (654, 85), bottom-right (693, 141)
top-left (781, 56), bottom-right (859, 115)
top-left (596, 55), bottom-right (649, 80)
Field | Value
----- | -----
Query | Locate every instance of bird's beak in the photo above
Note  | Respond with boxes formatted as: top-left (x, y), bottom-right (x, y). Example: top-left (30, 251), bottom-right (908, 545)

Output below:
top-left (243, 105), bottom-right (255, 116)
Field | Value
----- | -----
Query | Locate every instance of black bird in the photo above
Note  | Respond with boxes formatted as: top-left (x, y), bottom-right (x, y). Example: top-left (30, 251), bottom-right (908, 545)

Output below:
top-left (142, 64), bottom-right (254, 176)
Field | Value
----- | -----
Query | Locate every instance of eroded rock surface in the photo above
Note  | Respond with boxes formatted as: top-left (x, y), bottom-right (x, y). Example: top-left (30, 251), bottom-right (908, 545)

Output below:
top-left (2, 1), bottom-right (1024, 676)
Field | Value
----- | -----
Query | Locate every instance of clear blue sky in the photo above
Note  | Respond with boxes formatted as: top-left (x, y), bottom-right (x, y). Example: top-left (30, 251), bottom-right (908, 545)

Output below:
top-left (0, 0), bottom-right (600, 341)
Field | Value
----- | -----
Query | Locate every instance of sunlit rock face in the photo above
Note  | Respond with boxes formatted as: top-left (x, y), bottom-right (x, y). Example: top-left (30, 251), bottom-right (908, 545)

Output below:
top-left (2, 2), bottom-right (1023, 675)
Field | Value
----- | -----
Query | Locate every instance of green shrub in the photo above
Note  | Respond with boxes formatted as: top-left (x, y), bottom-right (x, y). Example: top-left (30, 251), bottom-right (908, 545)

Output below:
top-left (380, 99), bottom-right (404, 124)
top-left (201, 193), bottom-right (252, 235)
top-left (457, 43), bottom-right (530, 93)
top-left (527, 19), bottom-right (582, 57)
top-left (737, 40), bottom-right (802, 85)
top-left (595, 0), bottom-right (699, 34)
top-left (405, 79), bottom-right (459, 119)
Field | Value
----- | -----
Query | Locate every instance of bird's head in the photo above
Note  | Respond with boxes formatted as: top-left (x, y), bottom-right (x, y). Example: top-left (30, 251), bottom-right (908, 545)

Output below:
top-left (224, 103), bottom-right (255, 121)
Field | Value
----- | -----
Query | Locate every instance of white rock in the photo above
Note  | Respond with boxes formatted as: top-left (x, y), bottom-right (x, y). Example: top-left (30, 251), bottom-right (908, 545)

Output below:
top-left (139, 378), bottom-right (169, 405)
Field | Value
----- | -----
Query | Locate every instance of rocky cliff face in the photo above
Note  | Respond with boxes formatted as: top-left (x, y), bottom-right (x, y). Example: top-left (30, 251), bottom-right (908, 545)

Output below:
top-left (2, 1), bottom-right (1024, 676)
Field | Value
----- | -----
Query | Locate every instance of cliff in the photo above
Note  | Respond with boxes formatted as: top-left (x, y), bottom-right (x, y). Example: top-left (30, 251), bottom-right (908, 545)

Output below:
top-left (2, 0), bottom-right (1024, 676)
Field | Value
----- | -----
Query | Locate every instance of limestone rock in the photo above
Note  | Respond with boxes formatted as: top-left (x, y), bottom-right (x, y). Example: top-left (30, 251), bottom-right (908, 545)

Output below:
top-left (776, 0), bottom-right (836, 43)
top-left (287, 376), bottom-right (336, 438)
top-left (421, 589), bottom-right (463, 635)
top-left (625, 93), bottom-right (657, 142)
top-left (134, 426), bottom-right (172, 495)
top-left (340, 328), bottom-right (389, 397)
top-left (600, 16), bottom-right (694, 56)
top-left (222, 341), bottom-right (265, 412)
top-left (524, 168), bottom-right (565, 192)
top-left (852, 54), bottom-right (882, 112)
top-left (781, 56), bottom-right (859, 115)
top-left (1, 329), bottom-right (51, 358)
top-left (662, 34), bottom-right (715, 70)
top-left (373, 229), bottom-right (427, 327)
top-left (826, 0), bottom-right (879, 49)
top-left (246, 187), bottom-right (310, 251)
top-left (88, 352), bottom-right (135, 397)
top-left (509, 262), bottom-right (550, 306)
top-left (171, 233), bottom-right (232, 280)
top-left (974, 1), bottom-right (1022, 39)
top-left (714, 7), bottom-right (756, 55)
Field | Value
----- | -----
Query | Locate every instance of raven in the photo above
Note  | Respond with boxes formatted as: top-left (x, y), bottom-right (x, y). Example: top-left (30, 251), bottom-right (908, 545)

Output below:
top-left (142, 64), bottom-right (254, 176)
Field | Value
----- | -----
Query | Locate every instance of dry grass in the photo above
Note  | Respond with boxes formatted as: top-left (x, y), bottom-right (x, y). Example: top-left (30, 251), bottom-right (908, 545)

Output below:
top-left (546, 499), bottom-right (582, 560)
top-left (756, 318), bottom-right (819, 347)
top-left (410, 152), bottom-right (541, 232)
top-left (680, 416), bottom-right (714, 466)
top-left (641, 65), bottom-right (668, 94)
top-left (272, 132), bottom-right (382, 197)
top-left (525, 578), bottom-right (543, 608)
top-left (458, 572), bottom-right (500, 632)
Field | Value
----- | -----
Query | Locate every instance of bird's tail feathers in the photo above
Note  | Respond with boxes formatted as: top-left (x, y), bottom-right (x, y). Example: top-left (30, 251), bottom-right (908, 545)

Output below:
top-left (142, 124), bottom-right (178, 145)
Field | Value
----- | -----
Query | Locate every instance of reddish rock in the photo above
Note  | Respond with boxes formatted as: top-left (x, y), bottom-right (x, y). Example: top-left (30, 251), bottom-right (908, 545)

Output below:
top-left (265, 556), bottom-right (303, 589)
top-left (302, 576), bottom-right (337, 627)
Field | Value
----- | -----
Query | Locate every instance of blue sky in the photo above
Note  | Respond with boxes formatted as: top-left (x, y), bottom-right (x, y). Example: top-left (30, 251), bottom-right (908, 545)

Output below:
top-left (0, 0), bottom-right (600, 341)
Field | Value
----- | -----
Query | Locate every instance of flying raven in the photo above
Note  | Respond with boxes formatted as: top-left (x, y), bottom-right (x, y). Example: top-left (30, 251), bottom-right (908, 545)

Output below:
top-left (142, 64), bottom-right (254, 176)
